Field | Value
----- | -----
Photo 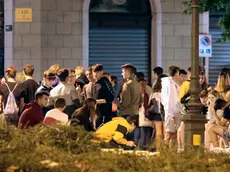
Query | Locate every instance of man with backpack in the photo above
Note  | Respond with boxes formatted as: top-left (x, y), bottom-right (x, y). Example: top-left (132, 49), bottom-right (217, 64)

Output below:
top-left (0, 66), bottom-right (24, 125)
top-left (177, 67), bottom-right (191, 151)
top-left (179, 67), bottom-right (191, 101)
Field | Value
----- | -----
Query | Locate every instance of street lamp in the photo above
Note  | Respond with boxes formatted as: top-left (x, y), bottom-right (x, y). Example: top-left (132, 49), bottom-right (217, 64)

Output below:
top-left (182, 0), bottom-right (206, 151)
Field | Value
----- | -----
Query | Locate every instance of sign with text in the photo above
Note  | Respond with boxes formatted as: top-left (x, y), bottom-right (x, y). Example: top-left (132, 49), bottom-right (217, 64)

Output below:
top-left (199, 34), bottom-right (212, 57)
top-left (15, 8), bottom-right (32, 22)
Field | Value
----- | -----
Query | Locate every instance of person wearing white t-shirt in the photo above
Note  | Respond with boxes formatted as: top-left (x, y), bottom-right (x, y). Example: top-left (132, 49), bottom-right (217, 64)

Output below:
top-left (43, 98), bottom-right (68, 125)
top-left (161, 66), bottom-right (181, 150)
top-left (50, 68), bottom-right (80, 117)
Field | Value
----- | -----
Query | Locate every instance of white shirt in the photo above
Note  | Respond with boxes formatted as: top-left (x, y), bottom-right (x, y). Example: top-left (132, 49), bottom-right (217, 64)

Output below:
top-left (50, 83), bottom-right (78, 106)
top-left (44, 108), bottom-right (68, 124)
top-left (161, 77), bottom-right (181, 117)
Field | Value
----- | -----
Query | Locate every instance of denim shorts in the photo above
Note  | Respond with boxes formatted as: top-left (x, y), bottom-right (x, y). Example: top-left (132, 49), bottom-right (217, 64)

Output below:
top-left (223, 126), bottom-right (230, 141)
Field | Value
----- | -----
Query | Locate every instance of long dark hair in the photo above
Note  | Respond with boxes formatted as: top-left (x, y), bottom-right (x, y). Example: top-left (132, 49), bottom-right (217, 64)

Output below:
top-left (73, 98), bottom-right (97, 129)
top-left (152, 74), bottom-right (168, 93)
top-left (81, 98), bottom-right (97, 121)
top-left (199, 72), bottom-right (208, 90)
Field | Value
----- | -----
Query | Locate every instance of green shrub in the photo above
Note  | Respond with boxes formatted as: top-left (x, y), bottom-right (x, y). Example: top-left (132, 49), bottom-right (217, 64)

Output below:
top-left (0, 120), bottom-right (230, 172)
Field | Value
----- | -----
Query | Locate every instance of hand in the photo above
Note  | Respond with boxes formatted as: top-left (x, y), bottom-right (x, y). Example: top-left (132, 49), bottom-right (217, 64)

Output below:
top-left (170, 116), bottom-right (175, 121)
top-left (126, 141), bottom-right (135, 147)
top-left (209, 107), bottom-right (216, 116)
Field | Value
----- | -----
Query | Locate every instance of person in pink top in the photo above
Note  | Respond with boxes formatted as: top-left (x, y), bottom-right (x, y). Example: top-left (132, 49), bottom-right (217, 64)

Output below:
top-left (43, 98), bottom-right (68, 125)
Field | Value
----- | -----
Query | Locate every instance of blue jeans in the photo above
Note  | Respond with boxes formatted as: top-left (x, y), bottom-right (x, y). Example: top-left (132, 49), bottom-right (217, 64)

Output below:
top-left (134, 127), bottom-right (153, 150)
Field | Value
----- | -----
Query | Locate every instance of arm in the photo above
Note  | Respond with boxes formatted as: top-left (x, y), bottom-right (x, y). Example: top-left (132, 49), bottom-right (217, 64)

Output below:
top-left (71, 87), bottom-right (81, 108)
top-left (19, 97), bottom-right (25, 113)
top-left (210, 107), bottom-right (228, 126)
top-left (119, 84), bottom-right (131, 110)
top-left (112, 131), bottom-right (128, 145)
top-left (18, 110), bottom-right (29, 129)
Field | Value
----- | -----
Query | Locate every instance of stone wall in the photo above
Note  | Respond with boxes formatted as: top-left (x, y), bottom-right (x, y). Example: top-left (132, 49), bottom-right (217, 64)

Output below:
top-left (8, 0), bottom-right (83, 81)
top-left (41, 0), bottom-right (83, 70)
top-left (161, 0), bottom-right (209, 72)
top-left (6, 0), bottom-right (209, 81)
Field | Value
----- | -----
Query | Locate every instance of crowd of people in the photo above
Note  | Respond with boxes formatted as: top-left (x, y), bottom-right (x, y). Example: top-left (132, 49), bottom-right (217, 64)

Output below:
top-left (0, 63), bottom-right (230, 152)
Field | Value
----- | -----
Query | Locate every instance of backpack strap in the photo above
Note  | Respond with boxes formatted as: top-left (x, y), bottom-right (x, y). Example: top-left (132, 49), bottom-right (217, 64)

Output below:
top-left (4, 83), bottom-right (18, 93)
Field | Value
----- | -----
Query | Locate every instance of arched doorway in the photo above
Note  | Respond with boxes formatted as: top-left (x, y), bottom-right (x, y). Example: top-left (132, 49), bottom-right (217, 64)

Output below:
top-left (82, 0), bottom-right (162, 83)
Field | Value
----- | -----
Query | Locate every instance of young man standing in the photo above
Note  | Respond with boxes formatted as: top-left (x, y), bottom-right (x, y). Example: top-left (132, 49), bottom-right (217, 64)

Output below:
top-left (153, 67), bottom-right (164, 86)
top-left (120, 64), bottom-right (141, 117)
top-left (36, 70), bottom-right (55, 94)
top-left (18, 91), bottom-right (49, 129)
top-left (178, 69), bottom-right (188, 86)
top-left (50, 68), bottom-right (80, 118)
top-left (161, 66), bottom-right (181, 150)
top-left (179, 67), bottom-right (192, 100)
top-left (92, 64), bottom-right (115, 127)
top-left (119, 64), bottom-right (141, 146)
top-left (23, 64), bottom-right (39, 104)
top-left (75, 66), bottom-right (89, 87)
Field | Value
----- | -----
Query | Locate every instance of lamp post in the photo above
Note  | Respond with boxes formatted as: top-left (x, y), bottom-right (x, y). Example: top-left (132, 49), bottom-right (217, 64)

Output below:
top-left (182, 0), bottom-right (206, 151)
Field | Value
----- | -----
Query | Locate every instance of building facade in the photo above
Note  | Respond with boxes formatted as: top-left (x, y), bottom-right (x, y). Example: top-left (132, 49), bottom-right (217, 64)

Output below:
top-left (3, 0), bottom-right (209, 82)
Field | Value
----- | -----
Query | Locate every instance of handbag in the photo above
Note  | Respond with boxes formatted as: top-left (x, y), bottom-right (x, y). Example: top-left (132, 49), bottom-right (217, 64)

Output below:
top-left (146, 97), bottom-right (164, 121)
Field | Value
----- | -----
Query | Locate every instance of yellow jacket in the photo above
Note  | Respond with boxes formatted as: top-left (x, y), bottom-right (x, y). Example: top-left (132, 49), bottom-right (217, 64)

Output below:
top-left (93, 117), bottom-right (132, 145)
top-left (179, 80), bottom-right (190, 101)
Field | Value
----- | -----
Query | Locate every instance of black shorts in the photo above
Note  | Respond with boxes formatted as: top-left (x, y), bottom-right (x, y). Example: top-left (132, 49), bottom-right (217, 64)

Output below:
top-left (151, 114), bottom-right (164, 122)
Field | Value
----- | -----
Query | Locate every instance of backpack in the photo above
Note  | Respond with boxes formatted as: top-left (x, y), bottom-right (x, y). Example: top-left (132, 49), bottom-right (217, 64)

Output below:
top-left (3, 83), bottom-right (19, 116)
top-left (180, 80), bottom-right (191, 114)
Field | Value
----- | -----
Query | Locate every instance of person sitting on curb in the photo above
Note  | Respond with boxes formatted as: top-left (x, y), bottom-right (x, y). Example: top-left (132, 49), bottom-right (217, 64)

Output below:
top-left (43, 98), bottom-right (68, 125)
top-left (92, 116), bottom-right (138, 150)
top-left (18, 91), bottom-right (49, 129)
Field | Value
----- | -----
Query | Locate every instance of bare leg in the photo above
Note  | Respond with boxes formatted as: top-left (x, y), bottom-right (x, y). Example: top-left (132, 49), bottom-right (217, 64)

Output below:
top-left (209, 125), bottom-right (224, 148)
top-left (177, 122), bottom-right (184, 150)
top-left (154, 122), bottom-right (163, 150)
top-left (205, 123), bottom-right (216, 150)
top-left (169, 132), bottom-right (177, 150)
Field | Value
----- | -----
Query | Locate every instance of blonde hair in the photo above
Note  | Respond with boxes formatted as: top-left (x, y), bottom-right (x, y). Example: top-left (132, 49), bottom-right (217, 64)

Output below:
top-left (209, 89), bottom-right (220, 98)
top-left (215, 75), bottom-right (225, 92)
top-left (49, 64), bottom-right (61, 75)
top-left (75, 66), bottom-right (84, 77)
top-left (225, 92), bottom-right (230, 103)
top-left (215, 74), bottom-right (230, 100)
top-left (16, 72), bottom-right (26, 83)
